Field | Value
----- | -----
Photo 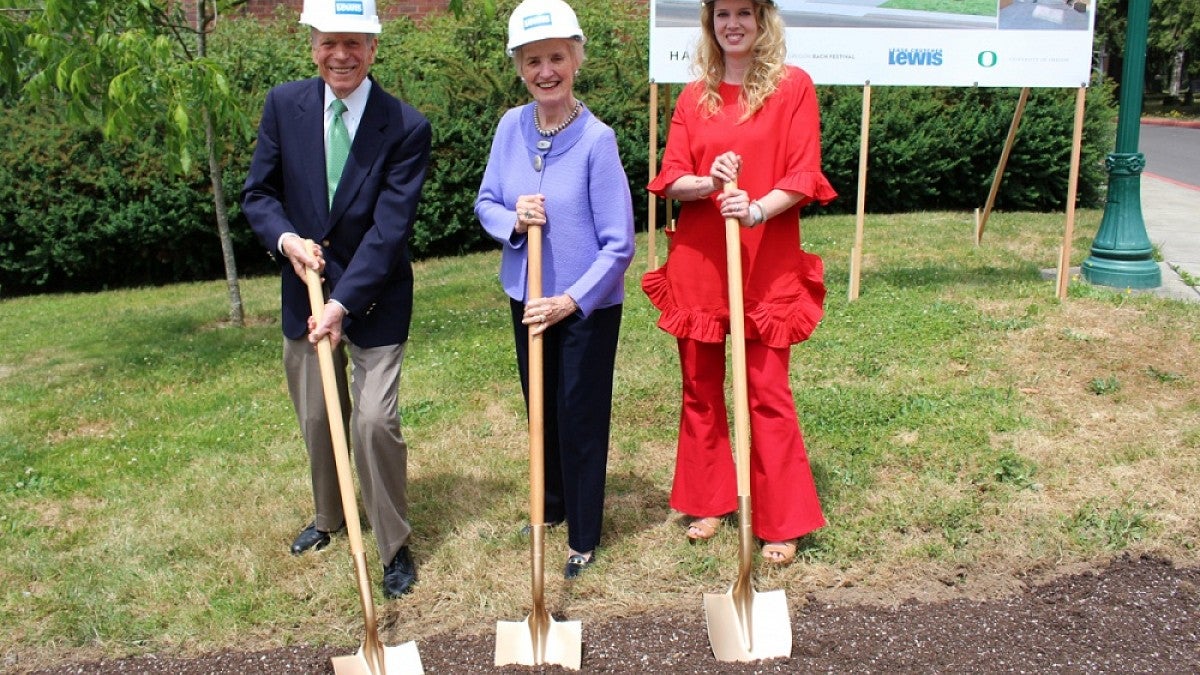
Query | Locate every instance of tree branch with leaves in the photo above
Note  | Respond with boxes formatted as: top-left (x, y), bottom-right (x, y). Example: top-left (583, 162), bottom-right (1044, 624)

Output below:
top-left (3, 0), bottom-right (251, 324)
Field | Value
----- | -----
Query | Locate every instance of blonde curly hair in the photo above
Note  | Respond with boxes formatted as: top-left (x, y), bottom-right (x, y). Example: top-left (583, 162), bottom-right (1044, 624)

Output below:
top-left (691, 0), bottom-right (787, 123)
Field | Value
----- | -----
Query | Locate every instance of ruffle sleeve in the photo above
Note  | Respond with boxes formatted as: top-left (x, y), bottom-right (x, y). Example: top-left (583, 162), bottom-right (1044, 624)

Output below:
top-left (777, 170), bottom-right (838, 208)
top-left (648, 82), bottom-right (703, 198)
top-left (647, 166), bottom-right (691, 198)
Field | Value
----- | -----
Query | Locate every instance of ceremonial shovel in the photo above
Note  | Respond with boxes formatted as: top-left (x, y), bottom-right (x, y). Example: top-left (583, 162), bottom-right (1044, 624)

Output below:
top-left (494, 223), bottom-right (583, 669)
top-left (703, 183), bottom-right (793, 662)
top-left (302, 247), bottom-right (423, 675)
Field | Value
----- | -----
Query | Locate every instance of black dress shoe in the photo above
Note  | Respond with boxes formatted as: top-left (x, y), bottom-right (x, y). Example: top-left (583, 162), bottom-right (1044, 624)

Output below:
top-left (382, 545), bottom-right (417, 599)
top-left (290, 523), bottom-right (332, 556)
top-left (564, 552), bottom-right (594, 579)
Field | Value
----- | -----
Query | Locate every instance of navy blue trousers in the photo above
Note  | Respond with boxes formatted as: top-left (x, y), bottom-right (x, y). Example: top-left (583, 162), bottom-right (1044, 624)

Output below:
top-left (510, 299), bottom-right (621, 554)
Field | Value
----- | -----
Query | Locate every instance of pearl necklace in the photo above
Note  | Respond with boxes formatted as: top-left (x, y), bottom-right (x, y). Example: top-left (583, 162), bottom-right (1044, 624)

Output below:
top-left (534, 101), bottom-right (582, 137)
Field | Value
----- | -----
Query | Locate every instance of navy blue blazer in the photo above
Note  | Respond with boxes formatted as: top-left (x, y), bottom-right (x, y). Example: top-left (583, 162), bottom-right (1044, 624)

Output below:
top-left (242, 77), bottom-right (432, 348)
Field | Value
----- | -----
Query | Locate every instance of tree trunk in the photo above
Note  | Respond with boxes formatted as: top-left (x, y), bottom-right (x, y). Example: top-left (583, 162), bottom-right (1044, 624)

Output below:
top-left (198, 0), bottom-right (244, 326)
top-left (205, 107), bottom-right (245, 327)
top-left (1169, 48), bottom-right (1185, 97)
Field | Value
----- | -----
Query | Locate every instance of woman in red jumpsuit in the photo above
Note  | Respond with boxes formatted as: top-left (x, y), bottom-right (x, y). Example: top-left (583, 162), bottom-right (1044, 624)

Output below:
top-left (643, 0), bottom-right (836, 564)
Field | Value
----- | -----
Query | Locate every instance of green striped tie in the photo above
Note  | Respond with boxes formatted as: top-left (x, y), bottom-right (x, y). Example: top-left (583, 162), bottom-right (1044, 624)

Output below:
top-left (326, 99), bottom-right (350, 206)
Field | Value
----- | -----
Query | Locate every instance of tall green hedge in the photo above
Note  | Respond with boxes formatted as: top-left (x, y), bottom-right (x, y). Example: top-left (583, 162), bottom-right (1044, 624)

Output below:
top-left (816, 84), bottom-right (1115, 214)
top-left (0, 0), bottom-right (1115, 296)
top-left (0, 114), bottom-right (273, 295)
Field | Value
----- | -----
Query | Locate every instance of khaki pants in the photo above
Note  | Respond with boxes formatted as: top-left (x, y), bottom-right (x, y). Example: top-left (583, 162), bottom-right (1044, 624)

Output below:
top-left (284, 337), bottom-right (411, 566)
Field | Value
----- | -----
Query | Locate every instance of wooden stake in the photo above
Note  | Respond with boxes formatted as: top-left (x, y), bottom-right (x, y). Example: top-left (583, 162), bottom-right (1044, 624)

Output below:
top-left (648, 83), bottom-right (659, 270)
top-left (1055, 245), bottom-right (1066, 295)
top-left (978, 87), bottom-right (1029, 243)
top-left (849, 82), bottom-right (871, 302)
top-left (1057, 86), bottom-right (1088, 300)
top-left (848, 246), bottom-right (860, 302)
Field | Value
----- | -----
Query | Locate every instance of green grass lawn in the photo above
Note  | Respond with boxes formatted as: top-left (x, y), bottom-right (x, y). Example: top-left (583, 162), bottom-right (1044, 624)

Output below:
top-left (2, 209), bottom-right (1198, 668)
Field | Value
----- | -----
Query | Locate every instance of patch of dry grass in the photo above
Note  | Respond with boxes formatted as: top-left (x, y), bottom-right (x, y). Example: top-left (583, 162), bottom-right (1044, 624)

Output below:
top-left (989, 299), bottom-right (1200, 556)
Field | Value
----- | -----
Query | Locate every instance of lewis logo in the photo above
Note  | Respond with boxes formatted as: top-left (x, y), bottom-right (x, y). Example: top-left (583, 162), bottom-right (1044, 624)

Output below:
top-left (888, 48), bottom-right (944, 66)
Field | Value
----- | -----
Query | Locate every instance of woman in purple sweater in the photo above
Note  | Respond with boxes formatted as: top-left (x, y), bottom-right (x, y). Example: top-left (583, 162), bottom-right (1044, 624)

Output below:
top-left (475, 0), bottom-right (635, 579)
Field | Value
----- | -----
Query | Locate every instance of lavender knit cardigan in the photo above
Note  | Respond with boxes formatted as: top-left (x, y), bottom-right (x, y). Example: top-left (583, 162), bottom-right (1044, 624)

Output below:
top-left (475, 103), bottom-right (635, 317)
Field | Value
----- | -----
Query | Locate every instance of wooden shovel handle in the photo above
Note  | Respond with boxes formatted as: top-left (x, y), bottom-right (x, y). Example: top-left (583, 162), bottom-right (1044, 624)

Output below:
top-left (527, 224), bottom-right (545, 526)
top-left (301, 250), bottom-right (367, 561)
top-left (525, 225), bottom-right (548, 617)
top-left (300, 241), bottom-right (385, 671)
top-left (723, 183), bottom-right (752, 497)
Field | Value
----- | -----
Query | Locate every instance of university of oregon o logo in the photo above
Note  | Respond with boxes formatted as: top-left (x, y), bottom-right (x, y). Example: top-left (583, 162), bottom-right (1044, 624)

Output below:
top-left (977, 51), bottom-right (998, 68)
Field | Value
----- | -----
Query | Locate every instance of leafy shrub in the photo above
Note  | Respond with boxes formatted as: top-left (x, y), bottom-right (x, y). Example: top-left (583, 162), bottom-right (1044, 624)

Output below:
top-left (0, 114), bottom-right (271, 295)
top-left (371, 6), bottom-right (519, 257)
top-left (816, 84), bottom-right (1115, 215)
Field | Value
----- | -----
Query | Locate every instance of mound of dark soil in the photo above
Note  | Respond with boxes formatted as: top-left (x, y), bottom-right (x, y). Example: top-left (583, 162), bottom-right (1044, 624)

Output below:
top-left (24, 554), bottom-right (1200, 673)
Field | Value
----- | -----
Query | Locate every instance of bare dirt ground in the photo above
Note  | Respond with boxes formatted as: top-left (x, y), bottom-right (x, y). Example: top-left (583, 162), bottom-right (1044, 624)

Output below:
top-left (23, 554), bottom-right (1200, 674)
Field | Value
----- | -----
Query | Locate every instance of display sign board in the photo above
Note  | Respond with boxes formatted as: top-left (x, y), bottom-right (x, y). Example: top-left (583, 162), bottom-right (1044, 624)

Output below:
top-left (650, 0), bottom-right (1097, 87)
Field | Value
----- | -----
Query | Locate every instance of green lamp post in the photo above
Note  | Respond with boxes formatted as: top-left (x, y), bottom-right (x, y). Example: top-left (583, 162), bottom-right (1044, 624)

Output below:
top-left (1081, 0), bottom-right (1161, 289)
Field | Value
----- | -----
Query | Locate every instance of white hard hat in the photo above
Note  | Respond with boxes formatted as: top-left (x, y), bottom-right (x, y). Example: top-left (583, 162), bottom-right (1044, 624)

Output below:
top-left (506, 0), bottom-right (586, 56)
top-left (300, 0), bottom-right (382, 34)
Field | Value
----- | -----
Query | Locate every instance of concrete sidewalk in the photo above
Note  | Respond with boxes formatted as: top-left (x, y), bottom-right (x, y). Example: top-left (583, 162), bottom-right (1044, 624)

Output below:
top-left (1140, 174), bottom-right (1200, 303)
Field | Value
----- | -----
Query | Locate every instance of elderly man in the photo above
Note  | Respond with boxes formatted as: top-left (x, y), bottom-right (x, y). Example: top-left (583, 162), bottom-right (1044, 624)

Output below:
top-left (241, 0), bottom-right (431, 599)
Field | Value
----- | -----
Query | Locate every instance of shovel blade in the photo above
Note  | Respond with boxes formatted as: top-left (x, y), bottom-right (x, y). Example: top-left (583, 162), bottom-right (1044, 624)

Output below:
top-left (495, 613), bottom-right (583, 670)
top-left (331, 641), bottom-right (424, 675)
top-left (704, 586), bottom-right (792, 662)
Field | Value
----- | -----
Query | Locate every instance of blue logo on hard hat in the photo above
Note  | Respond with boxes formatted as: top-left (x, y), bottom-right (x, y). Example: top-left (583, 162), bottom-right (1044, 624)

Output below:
top-left (335, 1), bottom-right (364, 15)
top-left (523, 12), bottom-right (553, 30)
